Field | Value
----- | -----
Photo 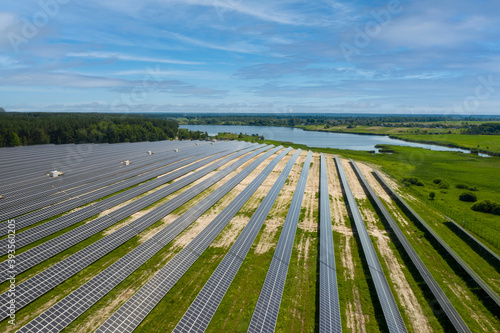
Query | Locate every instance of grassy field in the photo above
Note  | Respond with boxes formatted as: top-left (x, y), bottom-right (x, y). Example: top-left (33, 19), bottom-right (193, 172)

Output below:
top-left (389, 133), bottom-right (500, 153)
top-left (230, 135), bottom-right (500, 252)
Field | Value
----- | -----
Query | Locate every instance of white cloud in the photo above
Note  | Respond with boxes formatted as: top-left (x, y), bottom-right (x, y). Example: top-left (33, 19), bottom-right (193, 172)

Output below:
top-left (67, 52), bottom-right (204, 65)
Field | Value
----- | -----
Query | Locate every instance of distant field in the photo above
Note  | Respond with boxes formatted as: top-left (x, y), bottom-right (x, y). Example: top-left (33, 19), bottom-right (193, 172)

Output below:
top-left (390, 133), bottom-right (500, 153)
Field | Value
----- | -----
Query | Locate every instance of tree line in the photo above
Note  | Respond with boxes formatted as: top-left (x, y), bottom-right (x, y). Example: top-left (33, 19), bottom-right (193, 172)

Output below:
top-left (0, 113), bottom-right (207, 147)
top-left (165, 114), bottom-right (499, 129)
top-left (463, 123), bottom-right (500, 135)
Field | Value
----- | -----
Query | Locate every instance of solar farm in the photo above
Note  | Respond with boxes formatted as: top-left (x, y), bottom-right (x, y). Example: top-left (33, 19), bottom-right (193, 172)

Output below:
top-left (1, 140), bottom-right (498, 332)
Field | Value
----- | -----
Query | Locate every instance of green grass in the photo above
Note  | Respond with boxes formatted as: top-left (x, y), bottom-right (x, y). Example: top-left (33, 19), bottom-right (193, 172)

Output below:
top-left (390, 133), bottom-right (500, 154)
top-left (379, 195), bottom-right (500, 331)
top-left (275, 228), bottom-right (317, 333)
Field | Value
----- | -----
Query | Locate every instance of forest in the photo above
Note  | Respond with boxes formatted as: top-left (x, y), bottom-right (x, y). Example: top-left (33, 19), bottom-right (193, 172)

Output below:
top-left (0, 113), bottom-right (207, 147)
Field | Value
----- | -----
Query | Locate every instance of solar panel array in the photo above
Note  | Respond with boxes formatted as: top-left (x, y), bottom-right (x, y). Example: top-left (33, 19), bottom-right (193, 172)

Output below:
top-left (0, 145), bottom-right (253, 281)
top-left (17, 145), bottom-right (283, 332)
top-left (247, 151), bottom-right (313, 333)
top-left (0, 144), bottom-right (266, 319)
top-left (334, 156), bottom-right (407, 333)
top-left (173, 149), bottom-right (302, 333)
top-left (95, 147), bottom-right (293, 333)
top-left (372, 170), bottom-right (500, 311)
top-left (0, 141), bottom-right (204, 220)
top-left (1, 139), bottom-right (495, 332)
top-left (0, 146), bottom-right (238, 253)
top-left (0, 144), bottom-right (208, 233)
top-left (0, 141), bottom-right (198, 209)
top-left (318, 154), bottom-right (342, 333)
top-left (350, 161), bottom-right (470, 332)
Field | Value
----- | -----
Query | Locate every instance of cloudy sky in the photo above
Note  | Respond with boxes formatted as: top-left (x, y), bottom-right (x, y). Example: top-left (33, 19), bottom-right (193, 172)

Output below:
top-left (1, 0), bottom-right (499, 114)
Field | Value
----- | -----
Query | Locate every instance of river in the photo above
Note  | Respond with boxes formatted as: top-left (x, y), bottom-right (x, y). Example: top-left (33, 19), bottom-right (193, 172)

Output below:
top-left (179, 124), bottom-right (485, 155)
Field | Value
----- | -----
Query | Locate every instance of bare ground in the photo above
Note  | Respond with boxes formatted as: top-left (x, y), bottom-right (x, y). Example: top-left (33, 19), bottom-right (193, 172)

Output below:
top-left (255, 150), bottom-right (306, 254)
top-left (324, 153), bottom-right (347, 225)
top-left (297, 153), bottom-right (320, 232)
top-left (171, 149), bottom-right (284, 251)
top-left (361, 206), bottom-right (432, 332)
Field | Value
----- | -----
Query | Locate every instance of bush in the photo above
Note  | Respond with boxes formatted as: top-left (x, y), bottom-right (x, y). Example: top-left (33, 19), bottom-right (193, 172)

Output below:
top-left (459, 191), bottom-right (477, 202)
top-left (429, 192), bottom-right (436, 200)
top-left (471, 200), bottom-right (500, 215)
top-left (433, 178), bottom-right (442, 184)
top-left (456, 184), bottom-right (468, 189)
top-left (438, 182), bottom-right (450, 189)
top-left (402, 177), bottom-right (424, 186)
top-left (469, 186), bottom-right (478, 191)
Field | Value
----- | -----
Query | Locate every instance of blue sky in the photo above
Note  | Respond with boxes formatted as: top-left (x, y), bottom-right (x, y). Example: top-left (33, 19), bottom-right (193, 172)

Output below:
top-left (1, 0), bottom-right (499, 114)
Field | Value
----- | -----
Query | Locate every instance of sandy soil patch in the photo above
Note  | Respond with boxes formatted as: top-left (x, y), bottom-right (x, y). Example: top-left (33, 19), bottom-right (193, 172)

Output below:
top-left (211, 216), bottom-right (249, 248)
top-left (254, 150), bottom-right (306, 253)
top-left (297, 153), bottom-right (320, 232)
top-left (324, 154), bottom-right (347, 226)
top-left (170, 149), bottom-right (283, 251)
top-left (340, 158), bottom-right (366, 199)
top-left (450, 284), bottom-right (499, 333)
top-left (360, 206), bottom-right (432, 332)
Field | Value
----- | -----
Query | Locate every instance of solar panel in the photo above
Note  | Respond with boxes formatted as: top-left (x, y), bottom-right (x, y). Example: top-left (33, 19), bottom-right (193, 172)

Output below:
top-left (247, 151), bottom-right (312, 333)
top-left (318, 154), bottom-right (342, 333)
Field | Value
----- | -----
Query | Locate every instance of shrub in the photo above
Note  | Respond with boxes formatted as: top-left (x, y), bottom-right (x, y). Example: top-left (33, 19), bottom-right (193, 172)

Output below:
top-left (429, 192), bottom-right (436, 200)
top-left (456, 184), bottom-right (468, 189)
top-left (471, 200), bottom-right (500, 215)
top-left (433, 178), bottom-right (442, 184)
top-left (403, 177), bottom-right (424, 186)
top-left (459, 191), bottom-right (477, 202)
top-left (469, 186), bottom-right (478, 191)
top-left (438, 182), bottom-right (449, 189)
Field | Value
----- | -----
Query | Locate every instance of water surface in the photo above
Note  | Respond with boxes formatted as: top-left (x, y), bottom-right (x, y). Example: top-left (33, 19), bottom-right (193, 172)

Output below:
top-left (180, 124), bottom-right (477, 154)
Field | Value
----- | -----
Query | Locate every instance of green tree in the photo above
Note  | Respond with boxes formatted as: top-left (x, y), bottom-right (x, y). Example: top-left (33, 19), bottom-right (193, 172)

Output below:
top-left (7, 132), bottom-right (21, 146)
top-left (429, 191), bottom-right (435, 200)
top-left (0, 107), bottom-right (6, 112)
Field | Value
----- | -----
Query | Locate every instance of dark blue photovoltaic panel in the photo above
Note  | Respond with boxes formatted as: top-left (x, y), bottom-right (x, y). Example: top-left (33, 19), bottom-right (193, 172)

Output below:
top-left (318, 154), bottom-right (341, 333)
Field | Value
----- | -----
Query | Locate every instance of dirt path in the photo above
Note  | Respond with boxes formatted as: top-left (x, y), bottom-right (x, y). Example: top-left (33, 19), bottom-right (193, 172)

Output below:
top-left (340, 158), bottom-right (366, 199)
top-left (359, 203), bottom-right (432, 332)
top-left (297, 153), bottom-right (320, 232)
top-left (324, 153), bottom-right (347, 226)
top-left (255, 150), bottom-right (306, 254)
